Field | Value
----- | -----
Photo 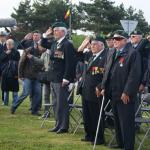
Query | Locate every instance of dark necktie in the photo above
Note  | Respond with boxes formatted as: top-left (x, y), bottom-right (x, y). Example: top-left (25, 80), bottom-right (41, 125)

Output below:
top-left (88, 55), bottom-right (96, 67)
top-left (115, 50), bottom-right (120, 59)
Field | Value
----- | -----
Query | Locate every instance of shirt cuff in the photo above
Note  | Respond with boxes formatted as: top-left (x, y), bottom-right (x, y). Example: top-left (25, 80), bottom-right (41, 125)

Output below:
top-left (63, 79), bottom-right (69, 83)
top-left (43, 33), bottom-right (47, 38)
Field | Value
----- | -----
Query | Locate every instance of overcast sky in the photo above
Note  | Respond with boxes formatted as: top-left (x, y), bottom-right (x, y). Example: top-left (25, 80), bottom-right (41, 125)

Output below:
top-left (0, 0), bottom-right (149, 23)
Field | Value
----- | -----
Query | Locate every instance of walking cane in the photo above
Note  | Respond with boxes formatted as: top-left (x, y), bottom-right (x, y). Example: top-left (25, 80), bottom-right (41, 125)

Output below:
top-left (93, 95), bottom-right (105, 150)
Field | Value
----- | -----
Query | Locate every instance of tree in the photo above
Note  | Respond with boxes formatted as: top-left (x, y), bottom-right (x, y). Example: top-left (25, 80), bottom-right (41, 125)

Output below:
top-left (11, 0), bottom-right (33, 32)
top-left (125, 6), bottom-right (150, 34)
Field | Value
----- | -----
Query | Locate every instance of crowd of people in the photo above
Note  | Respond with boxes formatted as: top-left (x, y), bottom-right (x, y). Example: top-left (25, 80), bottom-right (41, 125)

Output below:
top-left (0, 22), bottom-right (150, 150)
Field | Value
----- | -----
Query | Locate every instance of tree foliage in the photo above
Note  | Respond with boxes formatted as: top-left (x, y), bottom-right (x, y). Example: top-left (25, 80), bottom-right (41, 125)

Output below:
top-left (11, 0), bottom-right (150, 35)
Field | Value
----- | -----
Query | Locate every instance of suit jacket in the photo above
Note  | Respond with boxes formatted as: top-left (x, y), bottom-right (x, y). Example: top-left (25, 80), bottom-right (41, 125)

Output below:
top-left (100, 43), bottom-right (141, 101)
top-left (82, 49), bottom-right (107, 101)
top-left (49, 38), bottom-right (76, 83)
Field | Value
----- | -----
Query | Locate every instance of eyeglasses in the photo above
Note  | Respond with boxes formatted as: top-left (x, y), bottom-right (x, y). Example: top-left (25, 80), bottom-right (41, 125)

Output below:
top-left (131, 35), bottom-right (137, 38)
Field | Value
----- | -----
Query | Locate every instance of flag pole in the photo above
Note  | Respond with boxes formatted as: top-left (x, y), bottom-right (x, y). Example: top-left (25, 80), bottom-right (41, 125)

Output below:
top-left (69, 0), bottom-right (72, 40)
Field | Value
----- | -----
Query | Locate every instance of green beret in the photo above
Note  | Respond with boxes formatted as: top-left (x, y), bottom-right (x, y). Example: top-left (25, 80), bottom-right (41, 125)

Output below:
top-left (106, 32), bottom-right (114, 40)
top-left (52, 22), bottom-right (68, 29)
top-left (93, 36), bottom-right (105, 43)
top-left (113, 30), bottom-right (129, 39)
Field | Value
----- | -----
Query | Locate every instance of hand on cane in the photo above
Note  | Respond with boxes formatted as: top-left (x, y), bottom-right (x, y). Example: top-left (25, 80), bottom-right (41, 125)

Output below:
top-left (96, 88), bottom-right (105, 97)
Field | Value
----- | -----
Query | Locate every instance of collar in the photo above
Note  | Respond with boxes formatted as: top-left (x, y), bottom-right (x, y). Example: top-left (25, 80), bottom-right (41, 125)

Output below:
top-left (57, 36), bottom-right (65, 44)
top-left (93, 49), bottom-right (104, 60)
top-left (0, 41), bottom-right (5, 45)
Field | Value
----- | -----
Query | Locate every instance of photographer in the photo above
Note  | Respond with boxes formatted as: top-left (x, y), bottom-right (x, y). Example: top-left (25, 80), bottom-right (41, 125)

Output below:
top-left (11, 31), bottom-right (43, 116)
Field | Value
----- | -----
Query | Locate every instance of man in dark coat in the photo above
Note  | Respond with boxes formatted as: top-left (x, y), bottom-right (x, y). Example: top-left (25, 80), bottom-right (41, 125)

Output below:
top-left (79, 38), bottom-right (107, 145)
top-left (0, 39), bottom-right (20, 106)
top-left (130, 31), bottom-right (150, 131)
top-left (97, 30), bottom-right (141, 150)
top-left (48, 22), bottom-right (76, 134)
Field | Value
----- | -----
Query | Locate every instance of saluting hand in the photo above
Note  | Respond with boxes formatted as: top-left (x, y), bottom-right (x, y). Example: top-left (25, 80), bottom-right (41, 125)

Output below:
top-left (121, 93), bottom-right (130, 104)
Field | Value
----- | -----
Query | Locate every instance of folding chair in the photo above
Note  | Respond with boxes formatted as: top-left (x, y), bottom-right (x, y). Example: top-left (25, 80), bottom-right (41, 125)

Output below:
top-left (68, 84), bottom-right (83, 134)
top-left (40, 103), bottom-right (54, 128)
top-left (104, 99), bottom-right (116, 147)
top-left (135, 93), bottom-right (150, 150)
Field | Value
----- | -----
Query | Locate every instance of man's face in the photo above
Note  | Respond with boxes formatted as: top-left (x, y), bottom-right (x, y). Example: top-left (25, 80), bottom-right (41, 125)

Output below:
top-left (130, 35), bottom-right (142, 44)
top-left (53, 28), bottom-right (65, 40)
top-left (106, 39), bottom-right (114, 48)
top-left (0, 35), bottom-right (7, 43)
top-left (91, 41), bottom-right (103, 54)
top-left (33, 33), bottom-right (41, 42)
top-left (113, 37), bottom-right (127, 50)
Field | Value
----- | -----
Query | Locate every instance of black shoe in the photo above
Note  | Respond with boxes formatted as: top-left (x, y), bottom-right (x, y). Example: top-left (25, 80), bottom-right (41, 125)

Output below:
top-left (91, 141), bottom-right (105, 145)
top-left (56, 129), bottom-right (68, 134)
top-left (48, 127), bottom-right (59, 132)
top-left (81, 138), bottom-right (92, 142)
top-left (109, 144), bottom-right (124, 149)
top-left (11, 106), bottom-right (16, 114)
top-left (31, 112), bottom-right (41, 116)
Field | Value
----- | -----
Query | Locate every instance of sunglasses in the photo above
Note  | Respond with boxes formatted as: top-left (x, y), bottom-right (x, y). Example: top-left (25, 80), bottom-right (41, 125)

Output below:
top-left (113, 37), bottom-right (125, 41)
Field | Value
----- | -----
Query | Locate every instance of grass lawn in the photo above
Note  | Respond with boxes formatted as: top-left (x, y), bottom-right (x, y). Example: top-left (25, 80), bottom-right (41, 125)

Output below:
top-left (0, 92), bottom-right (149, 150)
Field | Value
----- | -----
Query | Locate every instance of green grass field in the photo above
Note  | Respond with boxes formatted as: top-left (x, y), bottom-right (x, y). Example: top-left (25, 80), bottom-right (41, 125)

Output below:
top-left (0, 92), bottom-right (149, 150)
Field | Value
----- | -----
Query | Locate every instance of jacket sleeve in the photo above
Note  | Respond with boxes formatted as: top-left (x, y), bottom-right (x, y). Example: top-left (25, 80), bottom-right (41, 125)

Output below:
top-left (63, 42), bottom-right (76, 82)
top-left (0, 52), bottom-right (8, 63)
top-left (41, 38), bottom-right (53, 49)
top-left (18, 51), bottom-right (26, 78)
top-left (123, 51), bottom-right (141, 96)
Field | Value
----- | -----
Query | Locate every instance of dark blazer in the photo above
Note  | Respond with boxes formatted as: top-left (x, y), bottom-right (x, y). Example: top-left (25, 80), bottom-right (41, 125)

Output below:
top-left (82, 49), bottom-right (107, 101)
top-left (100, 43), bottom-right (141, 100)
top-left (49, 38), bottom-right (76, 83)
top-left (131, 39), bottom-right (150, 85)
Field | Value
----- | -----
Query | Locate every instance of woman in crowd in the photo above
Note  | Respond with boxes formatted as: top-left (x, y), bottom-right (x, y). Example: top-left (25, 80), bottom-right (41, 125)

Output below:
top-left (0, 39), bottom-right (20, 106)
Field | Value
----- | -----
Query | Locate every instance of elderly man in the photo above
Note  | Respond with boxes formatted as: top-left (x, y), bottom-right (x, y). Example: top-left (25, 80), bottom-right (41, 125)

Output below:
top-left (130, 31), bottom-right (150, 131)
top-left (97, 30), bottom-right (141, 150)
top-left (48, 22), bottom-right (76, 134)
top-left (78, 37), bottom-right (107, 145)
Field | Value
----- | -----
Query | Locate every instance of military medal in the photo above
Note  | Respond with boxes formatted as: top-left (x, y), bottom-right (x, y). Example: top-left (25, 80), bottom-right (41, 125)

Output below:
top-left (119, 57), bottom-right (125, 67)
top-left (120, 63), bottom-right (123, 67)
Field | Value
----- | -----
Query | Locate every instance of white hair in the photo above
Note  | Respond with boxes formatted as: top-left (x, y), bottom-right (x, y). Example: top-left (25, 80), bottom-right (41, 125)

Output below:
top-left (6, 39), bottom-right (14, 45)
top-left (96, 41), bottom-right (105, 50)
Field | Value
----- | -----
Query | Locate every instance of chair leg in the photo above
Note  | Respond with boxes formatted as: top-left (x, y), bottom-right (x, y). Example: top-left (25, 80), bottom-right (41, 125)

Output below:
top-left (40, 111), bottom-right (50, 128)
top-left (138, 127), bottom-right (150, 150)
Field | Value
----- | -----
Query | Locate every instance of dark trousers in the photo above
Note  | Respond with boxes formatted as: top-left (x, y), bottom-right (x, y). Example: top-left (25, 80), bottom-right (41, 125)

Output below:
top-left (82, 98), bottom-right (105, 142)
top-left (111, 100), bottom-right (135, 150)
top-left (51, 82), bottom-right (70, 130)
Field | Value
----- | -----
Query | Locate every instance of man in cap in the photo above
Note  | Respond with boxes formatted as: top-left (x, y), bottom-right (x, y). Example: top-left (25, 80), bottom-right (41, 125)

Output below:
top-left (0, 30), bottom-right (7, 104)
top-left (105, 32), bottom-right (114, 51)
top-left (130, 30), bottom-right (150, 131)
top-left (78, 37), bottom-right (107, 145)
top-left (48, 22), bottom-right (76, 134)
top-left (97, 30), bottom-right (141, 150)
